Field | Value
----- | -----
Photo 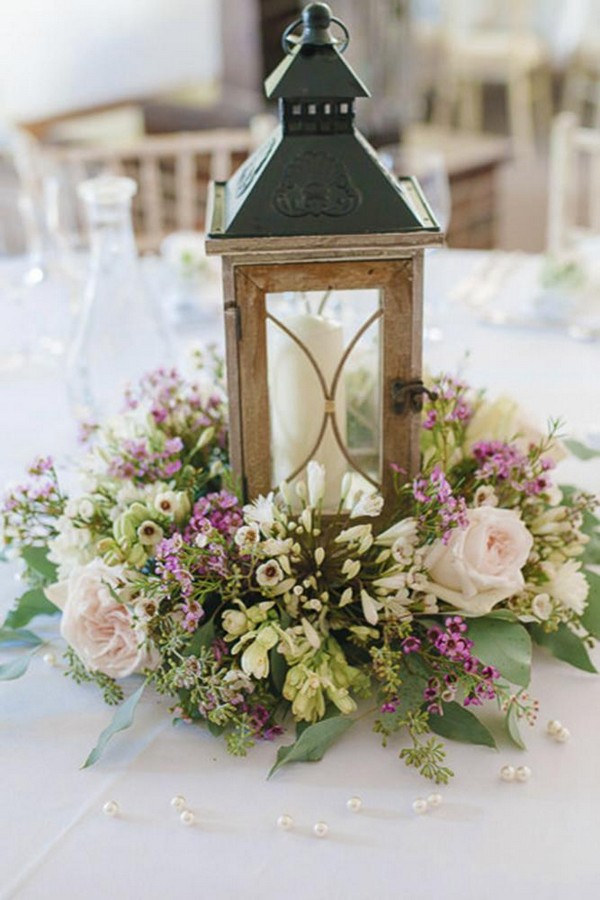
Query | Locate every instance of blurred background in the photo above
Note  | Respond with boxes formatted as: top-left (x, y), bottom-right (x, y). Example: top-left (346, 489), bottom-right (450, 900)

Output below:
top-left (0, 0), bottom-right (598, 254)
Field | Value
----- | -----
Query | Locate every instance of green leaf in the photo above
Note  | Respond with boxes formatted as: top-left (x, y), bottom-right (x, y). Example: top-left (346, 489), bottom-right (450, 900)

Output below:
top-left (207, 720), bottom-right (226, 737)
top-left (581, 570), bottom-right (600, 638)
top-left (467, 618), bottom-right (532, 687)
top-left (582, 529), bottom-right (600, 567)
top-left (506, 704), bottom-right (527, 750)
top-left (269, 647), bottom-right (287, 694)
top-left (82, 682), bottom-right (146, 768)
top-left (0, 627), bottom-right (43, 647)
top-left (429, 701), bottom-right (496, 748)
top-left (21, 546), bottom-right (58, 584)
top-left (530, 623), bottom-right (597, 674)
top-left (4, 588), bottom-right (59, 629)
top-left (267, 715), bottom-right (355, 778)
top-left (564, 439), bottom-right (600, 460)
top-left (483, 609), bottom-right (518, 622)
top-left (0, 652), bottom-right (35, 680)
top-left (186, 617), bottom-right (215, 657)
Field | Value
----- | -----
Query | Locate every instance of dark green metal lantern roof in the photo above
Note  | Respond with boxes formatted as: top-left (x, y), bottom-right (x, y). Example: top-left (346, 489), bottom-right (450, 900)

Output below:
top-left (207, 2), bottom-right (440, 239)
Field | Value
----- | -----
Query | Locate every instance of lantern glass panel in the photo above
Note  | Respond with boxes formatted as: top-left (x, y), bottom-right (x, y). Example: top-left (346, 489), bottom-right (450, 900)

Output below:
top-left (266, 288), bottom-right (382, 509)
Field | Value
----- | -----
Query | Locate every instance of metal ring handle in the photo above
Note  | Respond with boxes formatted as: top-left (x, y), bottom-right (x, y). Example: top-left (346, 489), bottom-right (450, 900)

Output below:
top-left (281, 17), bottom-right (302, 54)
top-left (281, 16), bottom-right (350, 55)
top-left (330, 17), bottom-right (350, 53)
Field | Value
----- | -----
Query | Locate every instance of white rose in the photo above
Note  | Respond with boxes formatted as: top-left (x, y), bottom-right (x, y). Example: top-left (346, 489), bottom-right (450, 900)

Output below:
top-left (46, 559), bottom-right (156, 679)
top-left (424, 506), bottom-right (534, 615)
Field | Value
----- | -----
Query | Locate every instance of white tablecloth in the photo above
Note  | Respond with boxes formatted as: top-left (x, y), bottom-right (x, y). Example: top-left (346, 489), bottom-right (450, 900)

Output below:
top-left (1, 250), bottom-right (599, 900)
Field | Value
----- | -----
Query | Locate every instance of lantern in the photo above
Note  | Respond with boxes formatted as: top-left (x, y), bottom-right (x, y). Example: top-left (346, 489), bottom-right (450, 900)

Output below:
top-left (206, 2), bottom-right (443, 511)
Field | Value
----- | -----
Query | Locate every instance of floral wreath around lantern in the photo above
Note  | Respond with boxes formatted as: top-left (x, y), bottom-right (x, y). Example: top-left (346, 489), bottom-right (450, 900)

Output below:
top-left (1, 351), bottom-right (599, 782)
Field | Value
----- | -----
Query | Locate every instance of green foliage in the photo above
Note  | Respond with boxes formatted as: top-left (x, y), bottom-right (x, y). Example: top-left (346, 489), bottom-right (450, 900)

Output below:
top-left (468, 618), bottom-right (532, 687)
top-left (398, 711), bottom-right (453, 784)
top-left (82, 682), bottom-right (146, 768)
top-left (581, 571), bottom-right (600, 638)
top-left (4, 587), bottom-right (59, 629)
top-left (429, 701), bottom-right (497, 749)
top-left (530, 623), bottom-right (597, 674)
top-left (267, 715), bottom-right (355, 778)
top-left (64, 647), bottom-right (125, 705)
top-left (0, 627), bottom-right (42, 647)
top-left (21, 545), bottom-right (58, 586)
top-left (506, 704), bottom-right (527, 750)
top-left (0, 652), bottom-right (35, 681)
top-left (564, 439), bottom-right (600, 461)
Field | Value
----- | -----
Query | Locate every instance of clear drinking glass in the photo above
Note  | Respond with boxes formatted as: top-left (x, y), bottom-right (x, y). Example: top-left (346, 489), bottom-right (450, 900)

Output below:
top-left (67, 176), bottom-right (172, 421)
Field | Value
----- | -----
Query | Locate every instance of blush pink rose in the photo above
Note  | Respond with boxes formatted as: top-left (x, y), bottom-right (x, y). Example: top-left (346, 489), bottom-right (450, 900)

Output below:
top-left (46, 559), bottom-right (155, 679)
top-left (424, 506), bottom-right (533, 615)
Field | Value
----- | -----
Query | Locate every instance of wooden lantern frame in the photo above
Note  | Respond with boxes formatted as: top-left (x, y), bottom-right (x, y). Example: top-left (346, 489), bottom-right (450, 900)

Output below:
top-left (206, 229), bottom-right (444, 504)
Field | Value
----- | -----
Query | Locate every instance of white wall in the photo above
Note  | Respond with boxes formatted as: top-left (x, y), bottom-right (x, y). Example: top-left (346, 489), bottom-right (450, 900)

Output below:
top-left (0, 0), bottom-right (222, 122)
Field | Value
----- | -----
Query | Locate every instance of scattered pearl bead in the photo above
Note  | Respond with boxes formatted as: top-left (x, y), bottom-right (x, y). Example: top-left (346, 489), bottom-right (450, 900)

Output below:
top-left (102, 800), bottom-right (119, 817)
top-left (170, 795), bottom-right (187, 811)
top-left (276, 814), bottom-right (293, 831)
top-left (42, 652), bottom-right (57, 666)
top-left (180, 810), bottom-right (195, 826)
top-left (412, 798), bottom-right (429, 815)
top-left (347, 796), bottom-right (362, 813)
top-left (547, 719), bottom-right (562, 736)
top-left (555, 726), bottom-right (570, 743)
top-left (516, 766), bottom-right (531, 782)
top-left (313, 821), bottom-right (329, 838)
top-left (500, 765), bottom-right (516, 782)
top-left (427, 793), bottom-right (443, 808)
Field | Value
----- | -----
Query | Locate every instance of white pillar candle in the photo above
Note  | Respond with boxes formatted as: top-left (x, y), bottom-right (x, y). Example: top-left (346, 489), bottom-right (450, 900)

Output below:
top-left (269, 312), bottom-right (348, 509)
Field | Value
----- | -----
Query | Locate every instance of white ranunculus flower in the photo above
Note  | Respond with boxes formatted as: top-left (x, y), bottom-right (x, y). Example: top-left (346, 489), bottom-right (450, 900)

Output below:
top-left (541, 559), bottom-right (589, 615)
top-left (424, 506), bottom-right (534, 615)
top-left (45, 559), bottom-right (157, 679)
top-left (306, 460), bottom-right (326, 507)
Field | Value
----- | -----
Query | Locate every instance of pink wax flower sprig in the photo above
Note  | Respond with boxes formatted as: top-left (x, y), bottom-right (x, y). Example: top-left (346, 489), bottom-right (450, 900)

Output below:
top-left (421, 374), bottom-right (476, 471)
top-left (1, 456), bottom-right (66, 547)
top-left (410, 465), bottom-right (469, 545)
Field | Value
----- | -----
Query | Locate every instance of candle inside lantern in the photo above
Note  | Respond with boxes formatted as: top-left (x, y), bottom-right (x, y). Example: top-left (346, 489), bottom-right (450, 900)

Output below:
top-left (268, 309), bottom-right (348, 509)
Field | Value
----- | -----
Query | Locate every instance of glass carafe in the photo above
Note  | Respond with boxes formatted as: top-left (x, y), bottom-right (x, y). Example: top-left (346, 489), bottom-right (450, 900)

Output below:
top-left (67, 176), bottom-right (172, 421)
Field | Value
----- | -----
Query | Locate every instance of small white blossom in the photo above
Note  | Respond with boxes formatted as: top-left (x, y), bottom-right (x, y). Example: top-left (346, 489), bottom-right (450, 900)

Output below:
top-left (532, 593), bottom-right (552, 620)
top-left (341, 559), bottom-right (361, 580)
top-left (315, 546), bottom-right (325, 566)
top-left (541, 560), bottom-right (589, 615)
top-left (243, 493), bottom-right (277, 535)
top-left (234, 524), bottom-right (261, 548)
top-left (350, 492), bottom-right (384, 519)
top-left (335, 524), bottom-right (372, 545)
top-left (339, 587), bottom-right (353, 607)
top-left (307, 461), bottom-right (326, 507)
top-left (256, 560), bottom-right (284, 588)
top-left (375, 517), bottom-right (418, 548)
top-left (301, 617), bottom-right (321, 649)
top-left (360, 589), bottom-right (382, 625)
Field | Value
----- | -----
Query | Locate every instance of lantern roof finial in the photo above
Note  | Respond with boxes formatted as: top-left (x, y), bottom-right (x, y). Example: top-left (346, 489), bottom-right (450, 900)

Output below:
top-left (264, 3), bottom-right (369, 101)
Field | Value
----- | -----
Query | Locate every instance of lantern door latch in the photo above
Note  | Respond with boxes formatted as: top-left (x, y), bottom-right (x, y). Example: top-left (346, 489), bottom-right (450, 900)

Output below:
top-left (391, 380), bottom-right (437, 415)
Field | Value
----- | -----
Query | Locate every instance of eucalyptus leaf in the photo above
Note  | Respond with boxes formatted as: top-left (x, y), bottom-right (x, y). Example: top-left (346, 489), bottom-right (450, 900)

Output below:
top-left (21, 546), bottom-right (58, 585)
top-left (467, 618), bottom-right (532, 687)
top-left (4, 588), bottom-right (59, 629)
top-left (82, 682), bottom-right (146, 768)
top-left (429, 701), bottom-right (496, 748)
top-left (564, 439), bottom-right (600, 460)
top-left (0, 627), bottom-right (42, 647)
top-left (530, 623), bottom-right (597, 674)
top-left (506, 705), bottom-right (527, 750)
top-left (268, 716), bottom-right (355, 778)
top-left (0, 652), bottom-right (34, 681)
